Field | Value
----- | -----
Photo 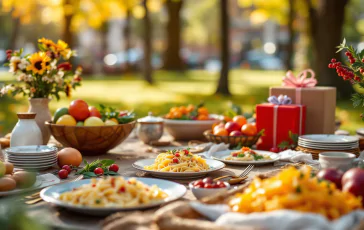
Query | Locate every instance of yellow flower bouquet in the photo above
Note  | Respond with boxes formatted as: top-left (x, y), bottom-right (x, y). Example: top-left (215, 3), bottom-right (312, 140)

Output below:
top-left (1, 38), bottom-right (82, 100)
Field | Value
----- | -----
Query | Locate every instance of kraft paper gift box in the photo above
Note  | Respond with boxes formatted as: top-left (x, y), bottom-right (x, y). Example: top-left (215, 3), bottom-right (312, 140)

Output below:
top-left (256, 95), bottom-right (306, 150)
top-left (269, 69), bottom-right (336, 134)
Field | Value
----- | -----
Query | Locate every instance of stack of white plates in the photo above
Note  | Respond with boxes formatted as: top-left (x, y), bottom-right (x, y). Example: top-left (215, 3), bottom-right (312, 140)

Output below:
top-left (4, 146), bottom-right (58, 171)
top-left (298, 134), bottom-right (359, 150)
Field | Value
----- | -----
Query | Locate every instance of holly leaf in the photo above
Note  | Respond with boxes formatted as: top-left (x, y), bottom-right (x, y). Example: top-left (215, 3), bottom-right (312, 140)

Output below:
top-left (351, 62), bottom-right (364, 70)
top-left (351, 93), bottom-right (364, 108)
top-left (82, 172), bottom-right (97, 177)
top-left (100, 159), bottom-right (114, 167)
top-left (278, 141), bottom-right (290, 148)
top-left (104, 171), bottom-right (119, 176)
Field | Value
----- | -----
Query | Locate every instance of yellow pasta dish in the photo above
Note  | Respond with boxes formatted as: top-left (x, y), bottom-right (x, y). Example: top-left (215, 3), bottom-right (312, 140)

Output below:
top-left (59, 177), bottom-right (168, 207)
top-left (225, 147), bottom-right (272, 161)
top-left (229, 166), bottom-right (362, 220)
top-left (144, 149), bottom-right (209, 172)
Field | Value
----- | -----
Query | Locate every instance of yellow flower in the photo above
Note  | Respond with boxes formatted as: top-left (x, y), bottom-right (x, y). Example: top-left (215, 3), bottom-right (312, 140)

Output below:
top-left (26, 52), bottom-right (51, 75)
top-left (38, 38), bottom-right (57, 49)
top-left (56, 40), bottom-right (72, 59)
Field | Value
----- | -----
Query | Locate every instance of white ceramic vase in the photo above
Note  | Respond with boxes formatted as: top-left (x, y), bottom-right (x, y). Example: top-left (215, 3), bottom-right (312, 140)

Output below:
top-left (10, 113), bottom-right (43, 147)
top-left (28, 98), bottom-right (52, 145)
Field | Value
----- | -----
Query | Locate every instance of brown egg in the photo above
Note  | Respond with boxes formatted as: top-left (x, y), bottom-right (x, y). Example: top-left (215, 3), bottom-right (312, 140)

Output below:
top-left (0, 177), bottom-right (16, 191)
top-left (13, 171), bottom-right (36, 188)
top-left (57, 147), bottom-right (82, 168)
top-left (5, 162), bottom-right (13, 174)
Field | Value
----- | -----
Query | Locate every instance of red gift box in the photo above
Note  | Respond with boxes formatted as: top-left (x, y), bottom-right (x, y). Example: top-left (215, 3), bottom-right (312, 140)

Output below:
top-left (256, 103), bottom-right (306, 150)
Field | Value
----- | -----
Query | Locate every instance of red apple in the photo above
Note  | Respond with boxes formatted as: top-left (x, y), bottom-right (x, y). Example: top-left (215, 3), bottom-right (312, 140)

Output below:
top-left (317, 168), bottom-right (343, 189)
top-left (89, 106), bottom-right (101, 118)
top-left (229, 130), bottom-right (243, 136)
top-left (225, 122), bottom-right (240, 134)
top-left (213, 123), bottom-right (225, 133)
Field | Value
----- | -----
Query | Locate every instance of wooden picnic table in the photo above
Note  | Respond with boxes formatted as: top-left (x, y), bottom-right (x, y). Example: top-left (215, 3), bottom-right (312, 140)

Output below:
top-left (1, 134), bottom-right (282, 230)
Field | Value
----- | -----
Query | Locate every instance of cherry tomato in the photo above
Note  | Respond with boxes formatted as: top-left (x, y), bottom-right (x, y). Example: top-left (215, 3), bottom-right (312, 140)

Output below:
top-left (94, 167), bottom-right (104, 175)
top-left (58, 169), bottom-right (68, 179)
top-left (109, 164), bottom-right (119, 172)
top-left (270, 147), bottom-right (279, 153)
top-left (183, 149), bottom-right (189, 155)
top-left (202, 177), bottom-right (213, 184)
top-left (119, 186), bottom-right (125, 193)
top-left (232, 153), bottom-right (238, 157)
top-left (62, 165), bottom-right (72, 173)
top-left (173, 158), bottom-right (179, 163)
top-left (204, 183), bottom-right (213, 188)
top-left (175, 153), bottom-right (180, 157)
top-left (193, 180), bottom-right (204, 187)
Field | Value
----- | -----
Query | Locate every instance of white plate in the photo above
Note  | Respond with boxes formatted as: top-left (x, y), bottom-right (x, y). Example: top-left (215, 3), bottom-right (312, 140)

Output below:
top-left (5, 145), bottom-right (58, 156)
top-left (11, 161), bottom-right (56, 167)
top-left (298, 143), bottom-right (358, 150)
top-left (132, 159), bottom-right (225, 179)
top-left (298, 140), bottom-right (358, 147)
top-left (0, 177), bottom-right (42, 197)
top-left (5, 154), bottom-right (57, 160)
top-left (211, 150), bottom-right (280, 166)
top-left (13, 165), bottom-right (54, 171)
top-left (40, 177), bottom-right (187, 216)
top-left (298, 135), bottom-right (358, 144)
top-left (5, 156), bottom-right (57, 163)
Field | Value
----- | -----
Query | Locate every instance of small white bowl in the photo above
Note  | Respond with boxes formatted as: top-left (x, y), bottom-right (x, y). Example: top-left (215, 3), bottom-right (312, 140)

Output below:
top-left (189, 181), bottom-right (230, 199)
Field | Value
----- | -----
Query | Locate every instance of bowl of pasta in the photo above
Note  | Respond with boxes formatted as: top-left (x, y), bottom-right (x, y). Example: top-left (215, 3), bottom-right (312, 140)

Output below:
top-left (211, 147), bottom-right (279, 165)
top-left (40, 177), bottom-right (187, 216)
top-left (132, 149), bottom-right (225, 179)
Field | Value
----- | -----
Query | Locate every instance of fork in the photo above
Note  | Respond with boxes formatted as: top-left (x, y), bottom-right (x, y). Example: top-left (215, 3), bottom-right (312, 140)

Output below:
top-left (228, 165), bottom-right (254, 184)
top-left (25, 175), bottom-right (84, 205)
top-left (213, 164), bottom-right (254, 182)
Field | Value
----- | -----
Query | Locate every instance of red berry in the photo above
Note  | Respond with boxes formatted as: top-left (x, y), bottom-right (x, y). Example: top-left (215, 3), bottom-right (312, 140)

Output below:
top-left (175, 153), bottom-right (180, 157)
top-left (345, 51), bottom-right (351, 56)
top-left (183, 149), bottom-right (189, 155)
top-left (173, 158), bottom-right (179, 163)
top-left (62, 165), bottom-right (72, 173)
top-left (202, 177), bottom-right (213, 184)
top-left (336, 62), bottom-right (341, 66)
top-left (360, 68), bottom-right (364, 74)
top-left (94, 167), bottom-right (104, 175)
top-left (109, 164), bottom-right (119, 172)
top-left (204, 183), bottom-right (213, 188)
top-left (362, 58), bottom-right (364, 62)
top-left (328, 63), bottom-right (333, 68)
top-left (58, 169), bottom-right (68, 179)
top-left (270, 147), bottom-right (279, 153)
top-left (350, 59), bottom-right (356, 64)
top-left (119, 186), bottom-right (125, 193)
top-left (331, 58), bottom-right (336, 63)
top-left (193, 180), bottom-right (204, 187)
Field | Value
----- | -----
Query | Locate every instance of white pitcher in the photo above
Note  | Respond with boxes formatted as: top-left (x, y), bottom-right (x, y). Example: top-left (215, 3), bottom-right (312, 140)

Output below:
top-left (10, 113), bottom-right (43, 147)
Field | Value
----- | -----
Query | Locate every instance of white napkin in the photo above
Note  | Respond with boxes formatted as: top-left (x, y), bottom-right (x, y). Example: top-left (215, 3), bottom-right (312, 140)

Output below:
top-left (197, 143), bottom-right (229, 159)
top-left (190, 202), bottom-right (364, 230)
top-left (276, 149), bottom-right (317, 164)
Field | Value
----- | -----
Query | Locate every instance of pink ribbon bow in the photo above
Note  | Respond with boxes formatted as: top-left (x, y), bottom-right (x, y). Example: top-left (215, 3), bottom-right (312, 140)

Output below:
top-left (282, 69), bottom-right (317, 88)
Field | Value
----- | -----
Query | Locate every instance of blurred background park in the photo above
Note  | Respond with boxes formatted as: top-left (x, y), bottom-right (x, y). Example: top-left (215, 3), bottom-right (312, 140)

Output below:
top-left (1, 0), bottom-right (364, 136)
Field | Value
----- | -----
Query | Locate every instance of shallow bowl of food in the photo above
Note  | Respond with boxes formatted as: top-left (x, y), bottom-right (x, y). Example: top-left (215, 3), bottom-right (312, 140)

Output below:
top-left (189, 178), bottom-right (230, 199)
top-left (163, 116), bottom-right (218, 140)
top-left (203, 130), bottom-right (262, 147)
top-left (46, 121), bottom-right (136, 156)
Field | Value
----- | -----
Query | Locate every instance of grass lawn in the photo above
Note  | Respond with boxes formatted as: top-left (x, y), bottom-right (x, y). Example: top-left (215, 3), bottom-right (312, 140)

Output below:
top-left (0, 69), bottom-right (362, 135)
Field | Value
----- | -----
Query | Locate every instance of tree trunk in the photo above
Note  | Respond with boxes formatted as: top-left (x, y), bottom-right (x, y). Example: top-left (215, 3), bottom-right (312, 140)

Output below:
top-left (215, 0), bottom-right (231, 96)
top-left (9, 15), bottom-right (20, 50)
top-left (285, 0), bottom-right (295, 71)
top-left (163, 0), bottom-right (184, 71)
top-left (143, 0), bottom-right (153, 84)
top-left (124, 9), bottom-right (132, 72)
top-left (62, 0), bottom-right (74, 48)
top-left (306, 0), bottom-right (351, 99)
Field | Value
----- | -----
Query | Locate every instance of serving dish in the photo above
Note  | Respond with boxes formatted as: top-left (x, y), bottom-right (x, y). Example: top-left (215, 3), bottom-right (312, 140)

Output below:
top-left (210, 150), bottom-right (279, 165)
top-left (203, 130), bottom-right (262, 148)
top-left (46, 121), bottom-right (136, 156)
top-left (132, 158), bottom-right (225, 179)
top-left (40, 177), bottom-right (187, 216)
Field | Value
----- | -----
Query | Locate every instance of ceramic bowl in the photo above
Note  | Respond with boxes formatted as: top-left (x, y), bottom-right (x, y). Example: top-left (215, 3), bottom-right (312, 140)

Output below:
top-left (203, 130), bottom-right (261, 147)
top-left (189, 181), bottom-right (230, 199)
top-left (46, 121), bottom-right (136, 156)
top-left (163, 118), bottom-right (217, 140)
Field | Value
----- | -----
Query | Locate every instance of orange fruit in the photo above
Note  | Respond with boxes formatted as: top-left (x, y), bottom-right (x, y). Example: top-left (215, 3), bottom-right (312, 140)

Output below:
top-left (110, 118), bottom-right (118, 124)
top-left (165, 113), bottom-right (172, 119)
top-left (197, 114), bottom-right (208, 120)
top-left (241, 123), bottom-right (257, 136)
top-left (213, 123), bottom-right (225, 133)
top-left (170, 107), bottom-right (178, 113)
top-left (179, 106), bottom-right (188, 115)
top-left (198, 107), bottom-right (209, 115)
top-left (233, 115), bottom-right (247, 128)
top-left (173, 111), bottom-right (182, 118)
top-left (186, 104), bottom-right (195, 112)
top-left (214, 128), bottom-right (228, 136)
top-left (223, 116), bottom-right (232, 122)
